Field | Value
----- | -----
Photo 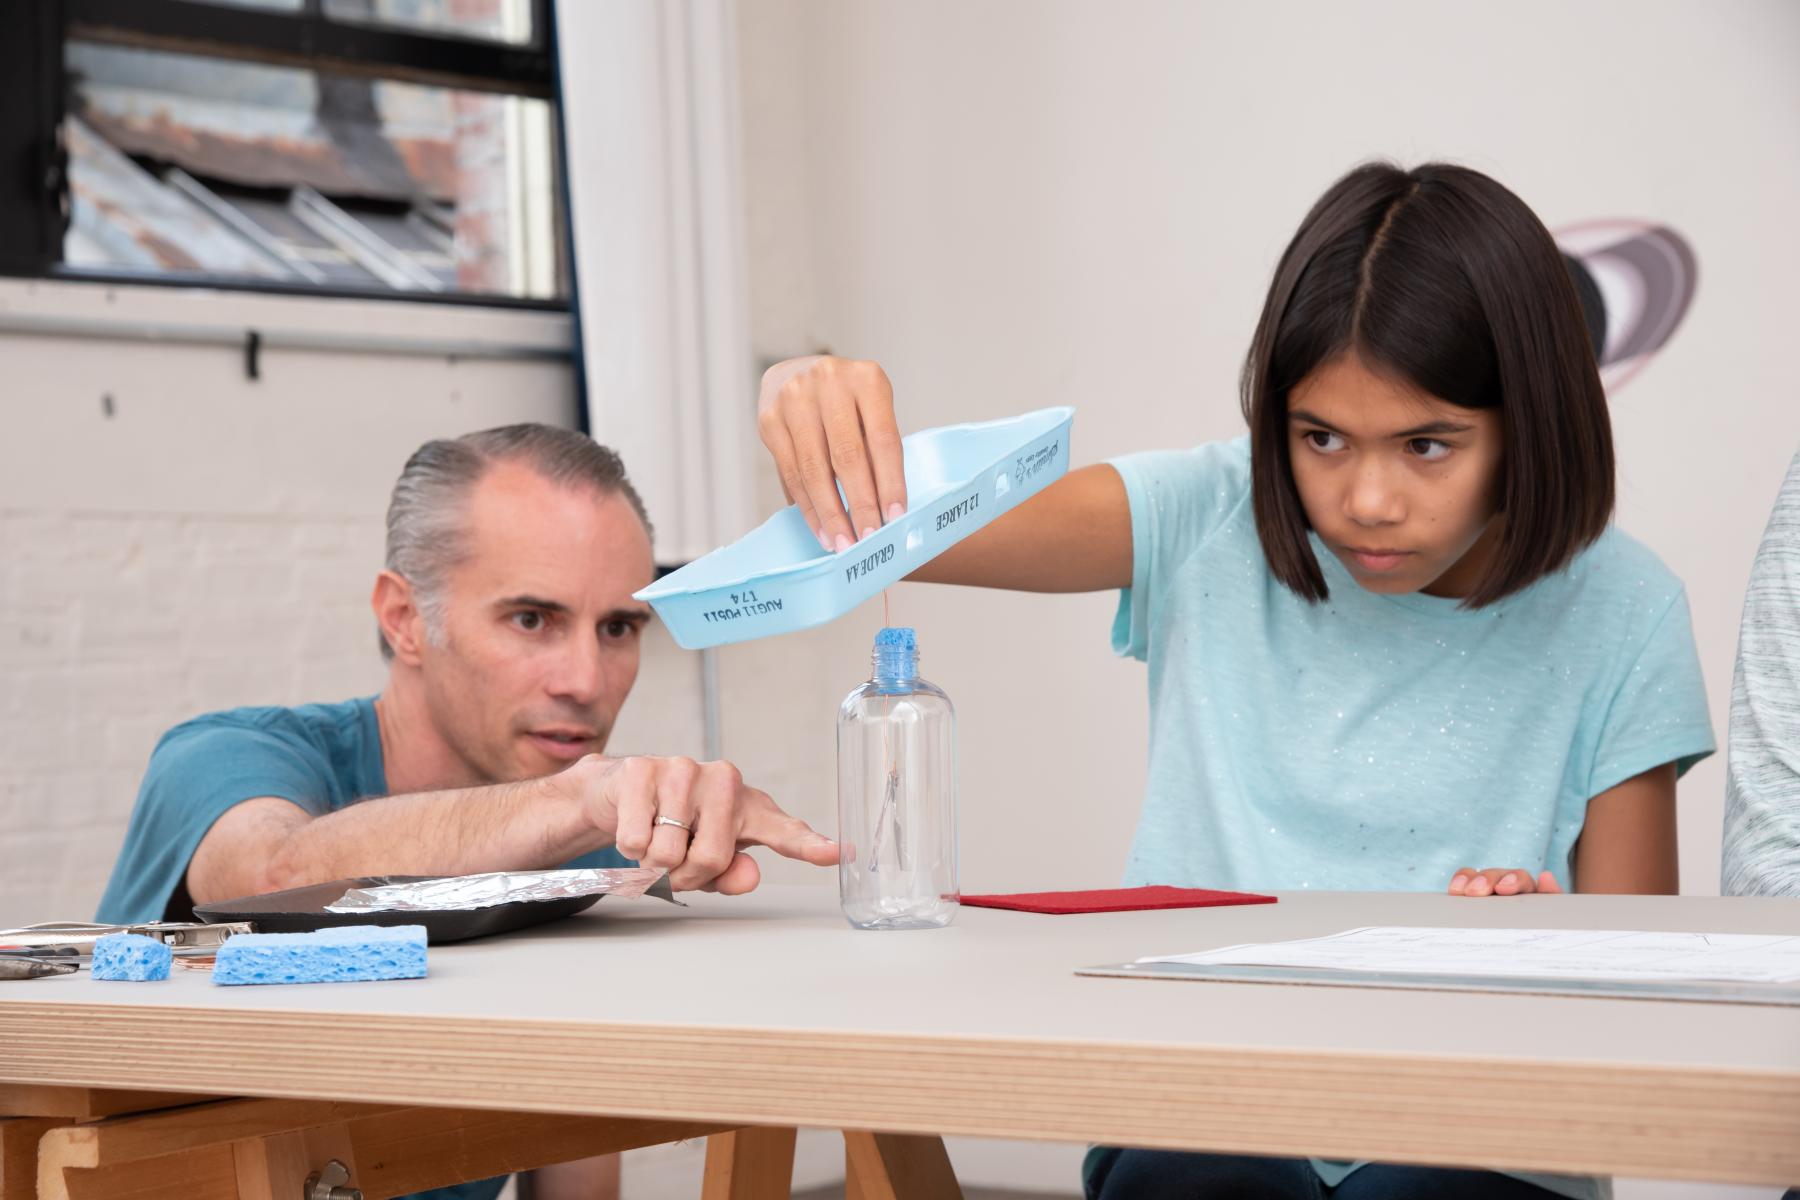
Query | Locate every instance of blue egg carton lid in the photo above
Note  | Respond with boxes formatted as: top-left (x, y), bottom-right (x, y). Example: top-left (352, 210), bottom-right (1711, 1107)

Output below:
top-left (636, 406), bottom-right (1074, 649)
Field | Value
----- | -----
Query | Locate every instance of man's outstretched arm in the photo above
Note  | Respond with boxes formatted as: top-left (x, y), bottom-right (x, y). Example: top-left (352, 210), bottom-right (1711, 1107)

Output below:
top-left (187, 753), bottom-right (837, 902)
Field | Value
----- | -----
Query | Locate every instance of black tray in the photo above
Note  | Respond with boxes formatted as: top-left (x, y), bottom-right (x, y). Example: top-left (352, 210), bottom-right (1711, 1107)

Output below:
top-left (193, 875), bottom-right (602, 944)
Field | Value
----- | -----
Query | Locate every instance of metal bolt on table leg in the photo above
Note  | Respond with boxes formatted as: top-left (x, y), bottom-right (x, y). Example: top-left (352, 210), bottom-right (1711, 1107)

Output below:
top-left (303, 1160), bottom-right (362, 1200)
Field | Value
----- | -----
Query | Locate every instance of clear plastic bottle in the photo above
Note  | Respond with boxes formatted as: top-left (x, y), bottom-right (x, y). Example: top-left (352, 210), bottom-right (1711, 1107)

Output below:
top-left (837, 626), bottom-right (958, 929)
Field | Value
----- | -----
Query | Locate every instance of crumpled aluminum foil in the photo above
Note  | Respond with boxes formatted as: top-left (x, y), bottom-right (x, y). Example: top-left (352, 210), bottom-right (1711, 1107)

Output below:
top-left (325, 867), bottom-right (674, 912)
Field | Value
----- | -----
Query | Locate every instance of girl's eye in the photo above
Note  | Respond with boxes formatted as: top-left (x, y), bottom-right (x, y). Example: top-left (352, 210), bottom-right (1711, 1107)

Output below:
top-left (603, 620), bottom-right (635, 640)
top-left (1408, 438), bottom-right (1451, 461)
top-left (1304, 430), bottom-right (1345, 453)
top-left (511, 611), bottom-right (546, 633)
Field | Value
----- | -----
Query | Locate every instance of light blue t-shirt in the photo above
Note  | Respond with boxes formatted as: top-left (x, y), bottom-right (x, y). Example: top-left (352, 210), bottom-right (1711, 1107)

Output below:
top-left (97, 696), bottom-right (632, 1200)
top-left (1110, 438), bottom-right (1715, 1200)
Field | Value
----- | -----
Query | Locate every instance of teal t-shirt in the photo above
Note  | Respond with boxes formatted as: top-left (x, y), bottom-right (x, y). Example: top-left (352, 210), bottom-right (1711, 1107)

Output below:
top-left (96, 696), bottom-right (631, 1200)
top-left (1109, 438), bottom-right (1715, 1200)
top-left (98, 698), bottom-right (388, 925)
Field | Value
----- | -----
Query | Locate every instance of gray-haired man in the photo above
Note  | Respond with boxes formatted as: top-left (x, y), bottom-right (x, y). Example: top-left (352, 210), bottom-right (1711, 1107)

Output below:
top-left (98, 425), bottom-right (837, 1200)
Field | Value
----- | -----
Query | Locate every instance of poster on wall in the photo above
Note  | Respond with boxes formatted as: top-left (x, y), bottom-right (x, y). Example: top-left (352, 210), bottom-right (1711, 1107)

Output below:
top-left (1558, 222), bottom-right (1697, 393)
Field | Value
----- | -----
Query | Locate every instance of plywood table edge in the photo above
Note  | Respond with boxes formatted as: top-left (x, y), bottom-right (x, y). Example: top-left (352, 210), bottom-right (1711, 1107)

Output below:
top-left (3, 1002), bottom-right (1797, 1184)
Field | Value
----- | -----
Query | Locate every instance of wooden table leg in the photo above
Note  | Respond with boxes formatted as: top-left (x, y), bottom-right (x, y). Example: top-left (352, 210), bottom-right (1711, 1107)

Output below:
top-left (2, 1118), bottom-right (68, 1200)
top-left (843, 1131), bottom-right (964, 1200)
top-left (702, 1126), bottom-right (798, 1200)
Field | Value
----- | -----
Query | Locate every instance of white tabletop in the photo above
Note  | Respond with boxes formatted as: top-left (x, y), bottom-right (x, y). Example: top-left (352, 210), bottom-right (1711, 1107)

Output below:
top-left (4, 886), bottom-right (1798, 1182)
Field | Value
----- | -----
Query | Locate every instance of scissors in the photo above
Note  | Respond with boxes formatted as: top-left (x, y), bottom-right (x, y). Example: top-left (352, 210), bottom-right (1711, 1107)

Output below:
top-left (0, 921), bottom-right (255, 980)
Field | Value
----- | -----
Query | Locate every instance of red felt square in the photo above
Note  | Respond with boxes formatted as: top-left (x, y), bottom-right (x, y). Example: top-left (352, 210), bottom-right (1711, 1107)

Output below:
top-left (958, 885), bottom-right (1277, 915)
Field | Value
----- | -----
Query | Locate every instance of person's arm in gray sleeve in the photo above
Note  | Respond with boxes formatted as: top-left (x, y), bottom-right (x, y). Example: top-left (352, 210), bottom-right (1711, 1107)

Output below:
top-left (1723, 450), bottom-right (1800, 896)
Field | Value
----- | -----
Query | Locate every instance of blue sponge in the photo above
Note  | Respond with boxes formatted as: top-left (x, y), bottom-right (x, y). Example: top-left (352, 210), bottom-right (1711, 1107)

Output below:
top-left (92, 933), bottom-right (172, 981)
top-left (874, 626), bottom-right (916, 650)
top-left (213, 924), bottom-right (428, 986)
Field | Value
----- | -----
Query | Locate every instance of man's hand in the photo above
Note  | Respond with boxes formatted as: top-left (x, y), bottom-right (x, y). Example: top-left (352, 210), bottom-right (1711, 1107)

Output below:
top-left (556, 754), bottom-right (839, 893)
top-left (1447, 867), bottom-right (1562, 897)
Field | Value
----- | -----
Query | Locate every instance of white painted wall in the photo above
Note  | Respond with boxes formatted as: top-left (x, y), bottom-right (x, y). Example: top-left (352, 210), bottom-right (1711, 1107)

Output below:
top-left (727, 2), bottom-right (1800, 1195)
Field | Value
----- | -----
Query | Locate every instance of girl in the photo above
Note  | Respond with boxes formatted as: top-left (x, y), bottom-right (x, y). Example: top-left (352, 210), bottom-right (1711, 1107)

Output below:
top-left (756, 162), bottom-right (1713, 1200)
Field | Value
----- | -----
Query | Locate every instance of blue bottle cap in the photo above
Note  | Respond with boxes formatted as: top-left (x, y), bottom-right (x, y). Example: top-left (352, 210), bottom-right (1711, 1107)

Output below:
top-left (874, 626), bottom-right (916, 651)
top-left (873, 626), bottom-right (919, 685)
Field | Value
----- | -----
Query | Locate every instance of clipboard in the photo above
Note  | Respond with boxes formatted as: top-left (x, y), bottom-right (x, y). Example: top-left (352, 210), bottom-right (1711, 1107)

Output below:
top-left (1077, 958), bottom-right (1800, 1006)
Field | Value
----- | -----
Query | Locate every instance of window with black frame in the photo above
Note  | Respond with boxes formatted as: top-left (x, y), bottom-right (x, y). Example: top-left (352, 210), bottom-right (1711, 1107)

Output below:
top-left (0, 0), bottom-right (566, 305)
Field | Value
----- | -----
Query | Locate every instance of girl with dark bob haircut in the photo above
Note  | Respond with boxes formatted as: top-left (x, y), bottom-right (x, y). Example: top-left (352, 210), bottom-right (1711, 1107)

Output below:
top-left (1244, 162), bottom-right (1615, 609)
top-left (756, 161), bottom-right (1714, 1200)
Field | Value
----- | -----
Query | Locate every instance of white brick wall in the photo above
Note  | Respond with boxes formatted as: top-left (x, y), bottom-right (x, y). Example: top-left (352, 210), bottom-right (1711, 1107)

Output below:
top-left (0, 511), bottom-right (389, 923)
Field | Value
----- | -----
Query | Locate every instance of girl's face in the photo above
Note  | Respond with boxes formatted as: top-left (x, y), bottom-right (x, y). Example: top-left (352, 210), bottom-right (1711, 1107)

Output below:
top-left (1286, 352), bottom-right (1504, 599)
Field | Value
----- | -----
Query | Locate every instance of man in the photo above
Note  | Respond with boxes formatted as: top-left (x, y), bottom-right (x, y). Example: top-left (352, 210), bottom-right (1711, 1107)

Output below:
top-left (99, 424), bottom-right (838, 1200)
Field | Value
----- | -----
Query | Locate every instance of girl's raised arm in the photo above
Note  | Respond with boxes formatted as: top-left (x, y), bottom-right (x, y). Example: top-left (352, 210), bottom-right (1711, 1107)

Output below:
top-left (757, 356), bottom-right (1132, 593)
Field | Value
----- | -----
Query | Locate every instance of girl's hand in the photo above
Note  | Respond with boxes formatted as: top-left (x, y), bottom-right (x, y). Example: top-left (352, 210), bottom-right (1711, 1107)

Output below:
top-left (1448, 868), bottom-right (1563, 897)
top-left (757, 355), bottom-right (906, 554)
top-left (756, 355), bottom-right (1133, 593)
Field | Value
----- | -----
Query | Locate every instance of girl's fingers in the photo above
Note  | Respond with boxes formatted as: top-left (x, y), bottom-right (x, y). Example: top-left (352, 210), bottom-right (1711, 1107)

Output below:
top-left (1537, 870), bottom-right (1564, 894)
top-left (758, 410), bottom-right (819, 543)
top-left (1452, 867), bottom-right (1554, 897)
top-left (855, 370), bottom-right (907, 523)
top-left (758, 356), bottom-right (823, 532)
top-left (755, 356), bottom-right (907, 550)
top-left (787, 392), bottom-right (856, 553)
top-left (821, 386), bottom-right (883, 543)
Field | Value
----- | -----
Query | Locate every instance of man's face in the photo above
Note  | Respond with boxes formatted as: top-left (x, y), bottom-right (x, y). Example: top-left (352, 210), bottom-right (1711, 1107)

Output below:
top-left (416, 462), bottom-right (655, 784)
top-left (1286, 352), bottom-right (1505, 599)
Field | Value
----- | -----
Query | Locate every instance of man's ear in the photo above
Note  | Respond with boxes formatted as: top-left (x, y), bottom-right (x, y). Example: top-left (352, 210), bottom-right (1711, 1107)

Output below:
top-left (372, 570), bottom-right (429, 666)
